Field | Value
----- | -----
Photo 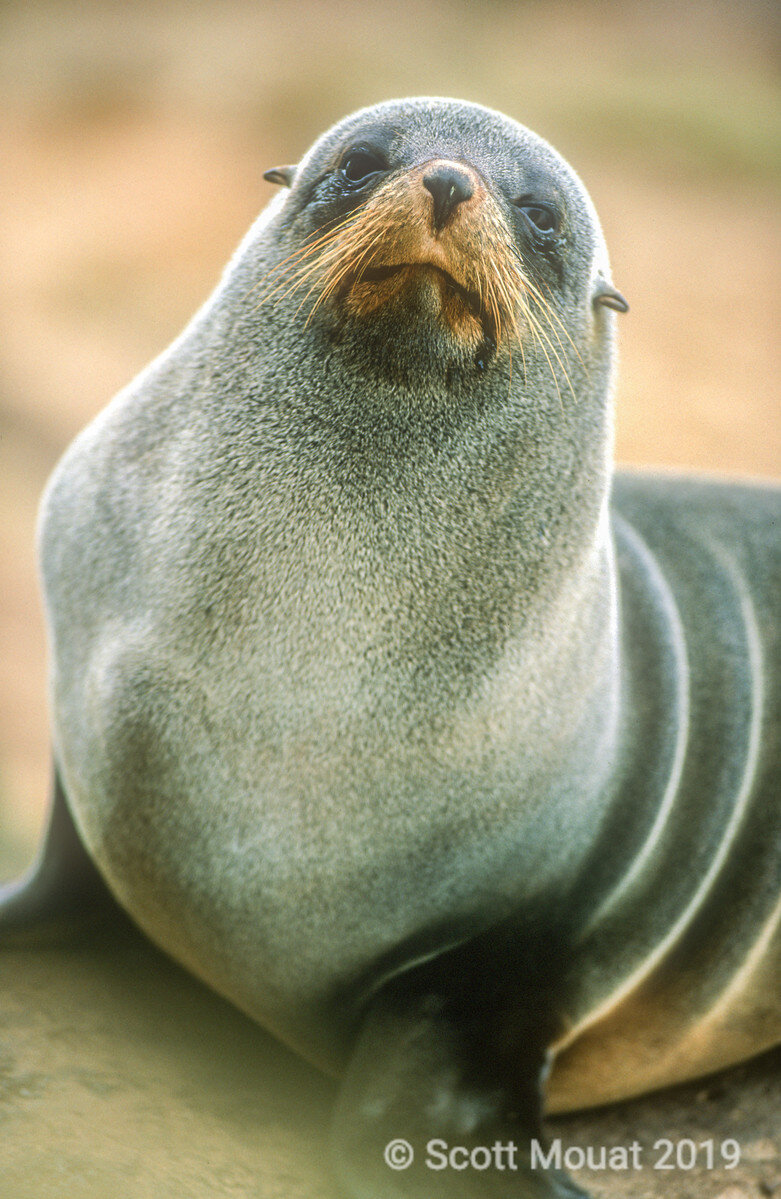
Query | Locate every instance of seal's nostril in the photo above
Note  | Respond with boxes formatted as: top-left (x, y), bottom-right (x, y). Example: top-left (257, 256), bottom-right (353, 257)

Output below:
top-left (422, 165), bottom-right (474, 231)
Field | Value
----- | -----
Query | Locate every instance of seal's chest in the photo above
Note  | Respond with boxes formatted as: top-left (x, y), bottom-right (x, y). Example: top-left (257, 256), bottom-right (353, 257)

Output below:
top-left (78, 638), bottom-right (549, 1037)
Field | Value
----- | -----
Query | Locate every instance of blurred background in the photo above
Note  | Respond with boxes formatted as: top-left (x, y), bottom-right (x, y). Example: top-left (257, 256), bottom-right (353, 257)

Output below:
top-left (1, 0), bottom-right (779, 876)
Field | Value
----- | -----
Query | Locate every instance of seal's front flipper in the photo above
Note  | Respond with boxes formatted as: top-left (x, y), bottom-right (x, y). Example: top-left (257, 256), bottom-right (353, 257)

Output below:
top-left (331, 935), bottom-right (591, 1198)
top-left (0, 765), bottom-right (131, 945)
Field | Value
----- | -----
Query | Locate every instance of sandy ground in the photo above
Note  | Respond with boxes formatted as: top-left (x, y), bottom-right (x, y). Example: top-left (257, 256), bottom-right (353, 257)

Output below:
top-left (0, 920), bottom-right (779, 1199)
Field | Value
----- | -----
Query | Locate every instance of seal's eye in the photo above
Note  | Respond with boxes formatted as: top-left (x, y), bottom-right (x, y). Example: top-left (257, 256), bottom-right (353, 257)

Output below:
top-left (340, 148), bottom-right (386, 185)
top-left (515, 202), bottom-right (560, 235)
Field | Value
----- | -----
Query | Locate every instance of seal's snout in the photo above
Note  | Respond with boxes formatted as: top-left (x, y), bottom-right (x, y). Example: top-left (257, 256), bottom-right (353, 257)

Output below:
top-left (422, 161), bottom-right (475, 232)
top-left (274, 148), bottom-right (540, 355)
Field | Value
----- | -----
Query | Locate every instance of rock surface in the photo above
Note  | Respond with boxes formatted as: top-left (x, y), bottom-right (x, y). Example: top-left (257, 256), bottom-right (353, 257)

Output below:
top-left (1, 927), bottom-right (778, 1198)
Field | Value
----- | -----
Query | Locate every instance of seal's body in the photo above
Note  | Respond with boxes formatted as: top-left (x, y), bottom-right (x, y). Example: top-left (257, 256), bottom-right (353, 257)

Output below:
top-left (552, 474), bottom-right (781, 1112)
top-left (3, 98), bottom-right (779, 1198)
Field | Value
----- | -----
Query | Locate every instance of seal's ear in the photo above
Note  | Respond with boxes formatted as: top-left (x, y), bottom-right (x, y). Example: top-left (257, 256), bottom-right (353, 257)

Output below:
top-left (263, 166), bottom-right (296, 188)
top-left (592, 276), bottom-right (629, 313)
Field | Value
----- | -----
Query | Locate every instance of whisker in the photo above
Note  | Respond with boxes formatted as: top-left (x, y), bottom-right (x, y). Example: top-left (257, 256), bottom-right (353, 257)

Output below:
top-left (491, 250), bottom-right (576, 407)
top-left (302, 216), bottom-right (398, 325)
top-left (511, 257), bottom-right (585, 369)
top-left (245, 207), bottom-right (378, 311)
top-left (255, 213), bottom-right (390, 314)
top-left (242, 221), bottom-right (350, 299)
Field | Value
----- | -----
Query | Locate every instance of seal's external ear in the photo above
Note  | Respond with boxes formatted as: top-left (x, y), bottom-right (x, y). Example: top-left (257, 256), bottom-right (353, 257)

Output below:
top-left (263, 166), bottom-right (296, 188)
top-left (593, 276), bottom-right (629, 313)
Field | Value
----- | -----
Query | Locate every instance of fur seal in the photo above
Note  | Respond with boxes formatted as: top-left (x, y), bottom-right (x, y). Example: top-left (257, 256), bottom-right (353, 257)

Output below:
top-left (2, 97), bottom-right (779, 1198)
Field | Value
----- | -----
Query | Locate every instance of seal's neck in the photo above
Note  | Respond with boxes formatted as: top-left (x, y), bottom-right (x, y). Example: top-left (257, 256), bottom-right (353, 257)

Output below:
top-left (194, 285), bottom-right (620, 745)
top-left (177, 275), bottom-right (623, 906)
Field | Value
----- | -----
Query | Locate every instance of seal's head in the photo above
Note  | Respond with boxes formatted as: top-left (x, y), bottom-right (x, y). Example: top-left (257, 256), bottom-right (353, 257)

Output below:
top-left (250, 97), bottom-right (626, 392)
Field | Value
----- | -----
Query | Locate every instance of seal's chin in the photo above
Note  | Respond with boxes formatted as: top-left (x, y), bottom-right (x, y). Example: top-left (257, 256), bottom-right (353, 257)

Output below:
top-left (342, 262), bottom-right (490, 348)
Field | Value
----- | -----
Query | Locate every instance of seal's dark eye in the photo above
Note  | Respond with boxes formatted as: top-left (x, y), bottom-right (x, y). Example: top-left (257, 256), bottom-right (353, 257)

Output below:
top-left (340, 149), bottom-right (386, 185)
top-left (516, 203), bottom-right (560, 235)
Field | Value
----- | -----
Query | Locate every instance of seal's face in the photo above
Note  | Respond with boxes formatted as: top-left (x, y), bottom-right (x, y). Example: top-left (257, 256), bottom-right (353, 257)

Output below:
top-left (258, 98), bottom-right (625, 382)
top-left (309, 155), bottom-right (511, 353)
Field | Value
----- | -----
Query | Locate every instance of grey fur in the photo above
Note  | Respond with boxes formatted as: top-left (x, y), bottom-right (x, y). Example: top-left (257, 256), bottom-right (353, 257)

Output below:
top-left (7, 98), bottom-right (781, 1196)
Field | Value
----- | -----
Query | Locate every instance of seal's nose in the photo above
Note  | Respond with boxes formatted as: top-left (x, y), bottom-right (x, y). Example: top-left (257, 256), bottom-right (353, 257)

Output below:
top-left (422, 163), bottom-right (474, 232)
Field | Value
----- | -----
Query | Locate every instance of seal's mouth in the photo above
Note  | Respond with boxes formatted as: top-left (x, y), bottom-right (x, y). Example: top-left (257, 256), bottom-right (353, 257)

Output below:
top-left (360, 264), bottom-right (482, 313)
top-left (344, 261), bottom-right (495, 343)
